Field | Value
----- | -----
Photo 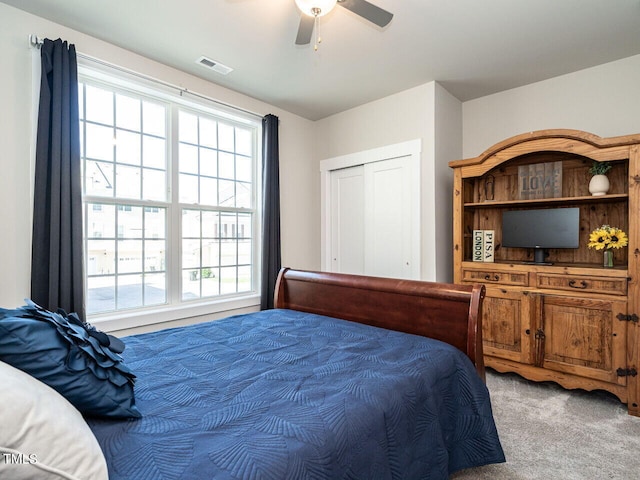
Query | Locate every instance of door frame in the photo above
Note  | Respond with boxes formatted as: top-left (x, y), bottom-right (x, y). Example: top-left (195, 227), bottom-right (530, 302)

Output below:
top-left (319, 139), bottom-right (422, 277)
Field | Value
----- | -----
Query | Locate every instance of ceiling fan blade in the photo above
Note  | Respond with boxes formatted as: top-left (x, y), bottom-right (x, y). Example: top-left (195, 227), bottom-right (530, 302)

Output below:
top-left (295, 15), bottom-right (315, 45)
top-left (338, 0), bottom-right (393, 27)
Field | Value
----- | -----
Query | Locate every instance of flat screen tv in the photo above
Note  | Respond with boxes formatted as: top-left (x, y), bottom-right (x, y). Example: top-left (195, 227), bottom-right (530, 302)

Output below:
top-left (502, 207), bottom-right (580, 264)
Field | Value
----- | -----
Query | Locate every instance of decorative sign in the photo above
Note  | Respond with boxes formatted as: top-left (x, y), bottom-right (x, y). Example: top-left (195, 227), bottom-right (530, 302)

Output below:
top-left (518, 162), bottom-right (562, 199)
top-left (473, 230), bottom-right (484, 262)
top-left (472, 230), bottom-right (495, 263)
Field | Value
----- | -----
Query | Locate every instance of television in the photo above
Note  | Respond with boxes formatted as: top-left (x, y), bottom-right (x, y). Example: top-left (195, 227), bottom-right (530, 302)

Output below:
top-left (502, 207), bottom-right (580, 264)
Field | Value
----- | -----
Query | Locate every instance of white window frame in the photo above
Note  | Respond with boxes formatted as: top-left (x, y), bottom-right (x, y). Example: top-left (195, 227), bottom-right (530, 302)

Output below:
top-left (78, 63), bottom-right (262, 332)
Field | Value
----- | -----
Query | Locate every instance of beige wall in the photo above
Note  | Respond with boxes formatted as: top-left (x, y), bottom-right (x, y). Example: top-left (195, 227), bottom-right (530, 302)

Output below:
top-left (315, 82), bottom-right (462, 282)
top-left (0, 3), bottom-right (319, 310)
top-left (4, 1), bottom-right (640, 314)
top-left (462, 54), bottom-right (640, 158)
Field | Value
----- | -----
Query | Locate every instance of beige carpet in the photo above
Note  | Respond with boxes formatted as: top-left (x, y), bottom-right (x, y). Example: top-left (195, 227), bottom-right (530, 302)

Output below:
top-left (451, 370), bottom-right (640, 480)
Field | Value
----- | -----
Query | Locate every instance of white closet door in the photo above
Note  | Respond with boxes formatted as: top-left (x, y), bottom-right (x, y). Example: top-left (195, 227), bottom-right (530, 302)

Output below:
top-left (330, 165), bottom-right (365, 275)
top-left (364, 156), bottom-right (414, 279)
top-left (321, 139), bottom-right (421, 280)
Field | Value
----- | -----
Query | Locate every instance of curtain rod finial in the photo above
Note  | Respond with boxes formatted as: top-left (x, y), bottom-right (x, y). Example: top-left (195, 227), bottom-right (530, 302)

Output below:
top-left (29, 34), bottom-right (43, 48)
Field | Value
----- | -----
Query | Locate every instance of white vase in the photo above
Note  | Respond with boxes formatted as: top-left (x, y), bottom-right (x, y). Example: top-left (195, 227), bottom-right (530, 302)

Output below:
top-left (589, 174), bottom-right (610, 196)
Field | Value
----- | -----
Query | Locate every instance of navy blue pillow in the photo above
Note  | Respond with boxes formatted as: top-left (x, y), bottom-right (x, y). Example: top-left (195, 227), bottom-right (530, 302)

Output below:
top-left (0, 300), bottom-right (140, 418)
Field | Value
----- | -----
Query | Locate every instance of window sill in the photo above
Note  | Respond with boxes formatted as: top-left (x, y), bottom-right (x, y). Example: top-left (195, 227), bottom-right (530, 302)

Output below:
top-left (90, 294), bottom-right (261, 334)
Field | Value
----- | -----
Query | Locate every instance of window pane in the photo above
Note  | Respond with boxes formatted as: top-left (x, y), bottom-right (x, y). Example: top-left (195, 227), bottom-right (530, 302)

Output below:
top-left (202, 211), bottom-right (219, 238)
top-left (118, 240), bottom-right (143, 273)
top-left (116, 94), bottom-right (140, 131)
top-left (236, 128), bottom-right (252, 156)
top-left (202, 270), bottom-right (219, 297)
top-left (145, 273), bottom-right (166, 305)
top-left (219, 180), bottom-right (235, 207)
top-left (238, 265), bottom-right (252, 292)
top-left (85, 161), bottom-right (114, 197)
top-left (183, 239), bottom-right (201, 269)
top-left (200, 177), bottom-right (217, 206)
top-left (117, 206), bottom-right (143, 238)
top-left (236, 155), bottom-right (252, 182)
top-left (238, 213), bottom-right (252, 239)
top-left (117, 274), bottom-right (143, 309)
top-left (220, 266), bottom-right (237, 294)
top-left (143, 101), bottom-right (165, 136)
top-left (219, 152), bottom-right (234, 179)
top-left (87, 203), bottom-right (115, 238)
top-left (79, 120), bottom-right (84, 157)
top-left (179, 111), bottom-right (198, 144)
top-left (200, 148), bottom-right (217, 177)
top-left (238, 239), bottom-right (251, 265)
top-left (85, 123), bottom-right (114, 161)
top-left (116, 165), bottom-right (141, 199)
top-left (182, 269), bottom-right (200, 300)
top-left (87, 240), bottom-right (115, 275)
top-left (143, 136), bottom-right (165, 169)
top-left (179, 143), bottom-right (198, 174)
top-left (115, 130), bottom-right (141, 165)
top-left (85, 85), bottom-right (113, 124)
top-left (179, 174), bottom-right (198, 204)
top-left (145, 240), bottom-right (166, 272)
top-left (218, 123), bottom-right (234, 152)
top-left (143, 168), bottom-right (166, 202)
top-left (199, 117), bottom-right (217, 148)
top-left (203, 239), bottom-right (220, 267)
top-left (182, 209), bottom-right (200, 238)
top-left (78, 83), bottom-right (84, 120)
top-left (236, 182), bottom-right (251, 208)
top-left (221, 241), bottom-right (237, 266)
top-left (87, 276), bottom-right (115, 314)
top-left (145, 207), bottom-right (166, 239)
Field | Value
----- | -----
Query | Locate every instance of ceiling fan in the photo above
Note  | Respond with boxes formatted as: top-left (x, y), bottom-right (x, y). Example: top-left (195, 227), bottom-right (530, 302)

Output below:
top-left (294, 0), bottom-right (393, 47)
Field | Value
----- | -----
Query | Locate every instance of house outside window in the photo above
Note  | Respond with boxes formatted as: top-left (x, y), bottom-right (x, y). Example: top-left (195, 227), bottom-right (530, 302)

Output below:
top-left (79, 69), bottom-right (261, 320)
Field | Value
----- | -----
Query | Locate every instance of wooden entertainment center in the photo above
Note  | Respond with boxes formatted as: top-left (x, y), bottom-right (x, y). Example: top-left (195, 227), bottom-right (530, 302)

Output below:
top-left (449, 129), bottom-right (640, 416)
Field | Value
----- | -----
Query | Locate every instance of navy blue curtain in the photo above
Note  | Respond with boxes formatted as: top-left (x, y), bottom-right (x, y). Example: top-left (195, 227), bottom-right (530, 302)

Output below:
top-left (31, 38), bottom-right (85, 320)
top-left (260, 114), bottom-right (281, 309)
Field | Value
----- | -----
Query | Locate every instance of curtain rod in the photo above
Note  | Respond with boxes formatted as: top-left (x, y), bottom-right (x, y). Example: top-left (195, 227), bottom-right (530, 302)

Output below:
top-left (29, 35), bottom-right (264, 121)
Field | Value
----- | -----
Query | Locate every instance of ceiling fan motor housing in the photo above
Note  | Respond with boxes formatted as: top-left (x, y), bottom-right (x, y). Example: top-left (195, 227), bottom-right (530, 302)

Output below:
top-left (295, 0), bottom-right (338, 17)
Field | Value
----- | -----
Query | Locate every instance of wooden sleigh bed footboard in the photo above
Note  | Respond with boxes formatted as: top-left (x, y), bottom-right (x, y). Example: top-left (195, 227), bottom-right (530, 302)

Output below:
top-left (274, 268), bottom-right (487, 379)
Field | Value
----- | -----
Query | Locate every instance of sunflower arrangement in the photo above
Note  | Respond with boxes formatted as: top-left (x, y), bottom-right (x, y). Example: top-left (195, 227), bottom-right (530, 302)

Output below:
top-left (588, 225), bottom-right (628, 250)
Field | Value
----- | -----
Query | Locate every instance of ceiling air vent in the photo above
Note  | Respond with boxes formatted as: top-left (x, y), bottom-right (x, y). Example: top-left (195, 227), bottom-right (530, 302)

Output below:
top-left (196, 56), bottom-right (233, 75)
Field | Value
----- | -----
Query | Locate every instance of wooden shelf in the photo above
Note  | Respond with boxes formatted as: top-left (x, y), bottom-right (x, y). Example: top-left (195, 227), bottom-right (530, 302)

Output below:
top-left (461, 260), bottom-right (628, 273)
top-left (463, 193), bottom-right (628, 209)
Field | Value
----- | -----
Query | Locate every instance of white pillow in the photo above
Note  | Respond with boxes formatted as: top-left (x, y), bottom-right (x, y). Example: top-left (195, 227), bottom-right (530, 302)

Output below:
top-left (0, 360), bottom-right (108, 480)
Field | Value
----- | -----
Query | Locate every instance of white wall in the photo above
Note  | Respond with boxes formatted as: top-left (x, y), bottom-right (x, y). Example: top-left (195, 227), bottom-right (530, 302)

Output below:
top-left (463, 54), bottom-right (640, 158)
top-left (315, 82), bottom-right (462, 282)
top-left (0, 3), bottom-right (319, 311)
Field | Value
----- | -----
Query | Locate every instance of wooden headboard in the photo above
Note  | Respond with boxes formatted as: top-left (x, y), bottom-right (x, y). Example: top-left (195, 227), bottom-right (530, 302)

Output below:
top-left (273, 268), bottom-right (486, 379)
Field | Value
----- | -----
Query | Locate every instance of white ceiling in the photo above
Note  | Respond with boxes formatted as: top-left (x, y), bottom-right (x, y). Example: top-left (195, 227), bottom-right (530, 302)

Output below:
top-left (4, 0), bottom-right (640, 120)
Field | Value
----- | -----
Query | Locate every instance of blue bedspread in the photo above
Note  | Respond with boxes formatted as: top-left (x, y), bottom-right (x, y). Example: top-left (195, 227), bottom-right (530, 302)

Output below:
top-left (87, 309), bottom-right (504, 479)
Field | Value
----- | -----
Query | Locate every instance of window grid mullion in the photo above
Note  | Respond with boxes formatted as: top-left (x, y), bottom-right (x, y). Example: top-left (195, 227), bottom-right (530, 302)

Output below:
top-left (81, 74), bottom-right (258, 316)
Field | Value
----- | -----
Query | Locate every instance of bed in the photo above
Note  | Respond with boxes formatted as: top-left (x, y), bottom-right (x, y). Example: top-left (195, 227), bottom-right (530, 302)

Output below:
top-left (80, 268), bottom-right (504, 479)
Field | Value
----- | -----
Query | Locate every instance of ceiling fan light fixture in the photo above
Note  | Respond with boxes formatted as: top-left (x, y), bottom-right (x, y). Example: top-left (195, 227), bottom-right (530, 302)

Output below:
top-left (295, 0), bottom-right (337, 17)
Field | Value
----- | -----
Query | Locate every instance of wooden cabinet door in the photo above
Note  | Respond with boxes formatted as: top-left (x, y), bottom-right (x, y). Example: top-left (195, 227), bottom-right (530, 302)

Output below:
top-left (482, 288), bottom-right (534, 364)
top-left (538, 295), bottom-right (627, 386)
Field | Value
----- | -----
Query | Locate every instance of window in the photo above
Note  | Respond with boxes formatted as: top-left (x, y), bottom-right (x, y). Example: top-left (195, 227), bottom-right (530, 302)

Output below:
top-left (79, 71), bottom-right (260, 318)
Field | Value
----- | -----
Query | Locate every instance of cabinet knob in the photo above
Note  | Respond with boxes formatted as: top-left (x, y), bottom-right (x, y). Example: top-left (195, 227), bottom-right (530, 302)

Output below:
top-left (484, 274), bottom-right (500, 282)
